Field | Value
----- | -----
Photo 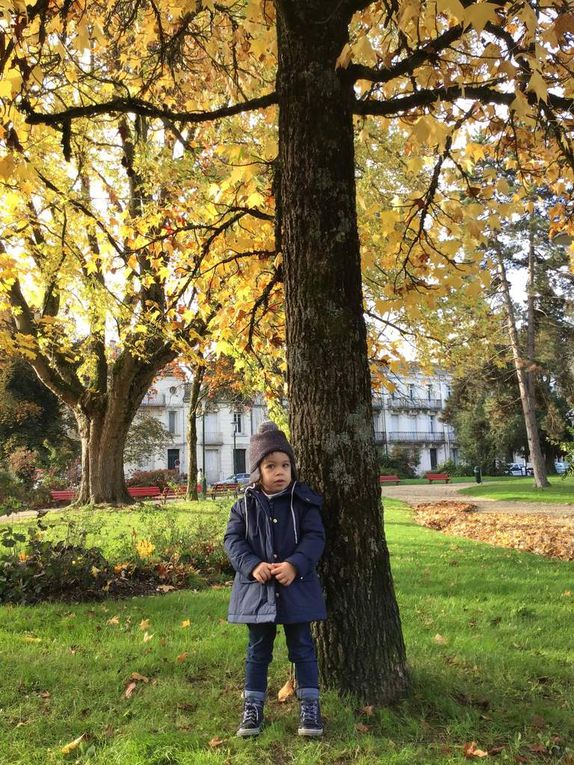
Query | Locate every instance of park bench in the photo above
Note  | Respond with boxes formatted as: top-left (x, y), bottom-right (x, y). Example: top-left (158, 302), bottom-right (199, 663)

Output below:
top-left (425, 472), bottom-right (450, 484)
top-left (379, 475), bottom-right (401, 485)
top-left (127, 486), bottom-right (162, 499)
top-left (209, 482), bottom-right (243, 500)
top-left (161, 484), bottom-right (188, 500)
top-left (50, 489), bottom-right (77, 504)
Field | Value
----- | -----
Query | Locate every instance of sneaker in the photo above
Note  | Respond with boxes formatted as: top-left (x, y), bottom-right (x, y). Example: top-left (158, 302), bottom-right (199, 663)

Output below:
top-left (237, 700), bottom-right (264, 737)
top-left (298, 698), bottom-right (324, 737)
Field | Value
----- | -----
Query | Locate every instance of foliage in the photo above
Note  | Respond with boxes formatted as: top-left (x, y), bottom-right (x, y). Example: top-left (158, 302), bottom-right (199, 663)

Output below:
top-left (126, 469), bottom-right (178, 489)
top-left (0, 359), bottom-right (69, 461)
top-left (124, 413), bottom-right (174, 467)
top-left (379, 445), bottom-right (421, 478)
top-left (6, 446), bottom-right (38, 488)
top-left (435, 459), bottom-right (474, 477)
top-left (0, 506), bottom-right (233, 604)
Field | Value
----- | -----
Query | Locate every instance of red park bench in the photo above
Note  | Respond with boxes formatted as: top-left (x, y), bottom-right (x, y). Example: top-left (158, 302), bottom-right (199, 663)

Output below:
top-left (425, 472), bottom-right (450, 484)
top-left (50, 489), bottom-right (77, 504)
top-left (128, 486), bottom-right (162, 499)
top-left (379, 475), bottom-right (401, 485)
top-left (209, 481), bottom-right (243, 500)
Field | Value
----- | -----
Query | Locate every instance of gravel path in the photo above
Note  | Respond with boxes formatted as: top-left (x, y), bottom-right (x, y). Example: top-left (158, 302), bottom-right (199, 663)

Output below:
top-left (381, 481), bottom-right (574, 518)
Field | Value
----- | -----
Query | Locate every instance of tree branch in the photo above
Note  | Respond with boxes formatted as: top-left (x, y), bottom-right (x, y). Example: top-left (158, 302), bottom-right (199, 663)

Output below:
top-left (24, 92), bottom-right (278, 128)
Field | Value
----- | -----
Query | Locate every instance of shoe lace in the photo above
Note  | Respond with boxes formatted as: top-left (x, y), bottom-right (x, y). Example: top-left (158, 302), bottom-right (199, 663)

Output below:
top-left (242, 702), bottom-right (261, 725)
top-left (301, 699), bottom-right (320, 726)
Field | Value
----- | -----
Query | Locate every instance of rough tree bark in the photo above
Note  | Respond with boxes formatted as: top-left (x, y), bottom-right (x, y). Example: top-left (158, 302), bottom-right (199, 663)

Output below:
top-left (186, 364), bottom-right (205, 500)
top-left (276, 1), bottom-right (409, 703)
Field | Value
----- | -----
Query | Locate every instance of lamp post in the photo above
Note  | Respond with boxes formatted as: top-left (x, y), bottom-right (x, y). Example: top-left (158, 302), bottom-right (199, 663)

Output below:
top-left (202, 406), bottom-right (207, 498)
top-left (232, 417), bottom-right (238, 474)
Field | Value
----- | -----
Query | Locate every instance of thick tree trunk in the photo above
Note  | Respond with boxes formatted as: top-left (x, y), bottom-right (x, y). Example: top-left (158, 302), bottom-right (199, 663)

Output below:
top-left (497, 255), bottom-right (549, 488)
top-left (276, 3), bottom-right (408, 703)
top-left (75, 407), bottom-right (133, 504)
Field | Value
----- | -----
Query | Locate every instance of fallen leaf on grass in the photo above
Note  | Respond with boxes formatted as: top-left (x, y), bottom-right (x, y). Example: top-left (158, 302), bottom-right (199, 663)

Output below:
top-left (433, 634), bottom-right (448, 645)
top-left (107, 615), bottom-right (120, 625)
top-left (139, 619), bottom-right (150, 630)
top-left (277, 677), bottom-right (295, 702)
top-left (530, 714), bottom-right (545, 729)
top-left (181, 619), bottom-right (191, 628)
top-left (23, 636), bottom-right (42, 643)
top-left (61, 734), bottom-right (85, 754)
top-left (361, 705), bottom-right (375, 716)
top-left (488, 746), bottom-right (504, 755)
top-left (528, 744), bottom-right (547, 754)
top-left (157, 584), bottom-right (175, 593)
top-left (356, 723), bottom-right (370, 733)
top-left (463, 741), bottom-right (489, 758)
top-left (176, 652), bottom-right (189, 663)
top-left (143, 631), bottom-right (154, 642)
top-left (209, 737), bottom-right (224, 748)
top-left (40, 691), bottom-right (51, 698)
top-left (563, 591), bottom-right (571, 597)
top-left (414, 502), bottom-right (574, 561)
top-left (124, 672), bottom-right (149, 698)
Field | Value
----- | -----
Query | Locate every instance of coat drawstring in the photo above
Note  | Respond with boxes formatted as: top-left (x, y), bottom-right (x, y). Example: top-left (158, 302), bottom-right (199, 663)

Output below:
top-left (290, 481), bottom-right (298, 545)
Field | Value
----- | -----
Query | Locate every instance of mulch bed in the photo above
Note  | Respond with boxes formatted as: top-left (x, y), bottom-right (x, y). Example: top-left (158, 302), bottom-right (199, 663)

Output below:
top-left (412, 501), bottom-right (574, 561)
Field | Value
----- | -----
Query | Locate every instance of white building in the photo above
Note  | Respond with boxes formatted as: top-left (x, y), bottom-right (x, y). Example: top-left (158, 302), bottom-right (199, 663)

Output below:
top-left (373, 367), bottom-right (457, 475)
top-left (130, 364), bottom-right (455, 481)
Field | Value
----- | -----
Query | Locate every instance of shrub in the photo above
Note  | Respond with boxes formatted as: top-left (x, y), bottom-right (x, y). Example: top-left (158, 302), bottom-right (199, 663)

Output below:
top-left (379, 445), bottom-right (421, 478)
top-left (435, 460), bottom-right (475, 477)
top-left (126, 469), bottom-right (178, 489)
top-left (7, 447), bottom-right (38, 488)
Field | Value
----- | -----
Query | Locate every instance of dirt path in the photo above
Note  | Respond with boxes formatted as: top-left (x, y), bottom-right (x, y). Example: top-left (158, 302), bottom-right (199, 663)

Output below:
top-left (381, 481), bottom-right (574, 518)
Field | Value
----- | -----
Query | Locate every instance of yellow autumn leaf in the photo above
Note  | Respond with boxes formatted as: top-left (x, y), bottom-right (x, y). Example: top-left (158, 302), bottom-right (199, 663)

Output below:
top-left (181, 619), bottom-right (191, 628)
top-left (436, 0), bottom-right (465, 22)
top-left (139, 619), bottom-right (151, 630)
top-left (463, 2), bottom-right (499, 33)
top-left (61, 734), bottom-right (85, 754)
top-left (335, 43), bottom-right (352, 70)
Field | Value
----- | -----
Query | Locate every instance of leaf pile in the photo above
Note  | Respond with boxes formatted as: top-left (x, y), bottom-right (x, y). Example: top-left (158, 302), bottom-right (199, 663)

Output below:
top-left (413, 501), bottom-right (574, 561)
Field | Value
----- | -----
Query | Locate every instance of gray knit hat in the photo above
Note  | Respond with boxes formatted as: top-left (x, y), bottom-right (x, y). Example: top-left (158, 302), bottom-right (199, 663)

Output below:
top-left (248, 421), bottom-right (297, 481)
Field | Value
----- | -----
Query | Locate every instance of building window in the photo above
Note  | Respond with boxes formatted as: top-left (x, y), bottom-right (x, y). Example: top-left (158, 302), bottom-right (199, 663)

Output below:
top-left (429, 415), bottom-right (435, 433)
top-left (427, 384), bottom-right (433, 400)
top-left (168, 411), bottom-right (177, 434)
top-left (409, 384), bottom-right (415, 400)
top-left (233, 412), bottom-right (242, 434)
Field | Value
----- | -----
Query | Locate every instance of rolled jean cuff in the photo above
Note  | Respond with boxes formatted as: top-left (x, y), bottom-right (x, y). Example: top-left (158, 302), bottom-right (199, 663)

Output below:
top-left (244, 689), bottom-right (266, 703)
top-left (297, 686), bottom-right (320, 700)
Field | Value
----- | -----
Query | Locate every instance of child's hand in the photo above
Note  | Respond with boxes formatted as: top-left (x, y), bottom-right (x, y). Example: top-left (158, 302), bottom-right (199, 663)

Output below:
top-left (252, 562), bottom-right (273, 583)
top-left (270, 561), bottom-right (297, 587)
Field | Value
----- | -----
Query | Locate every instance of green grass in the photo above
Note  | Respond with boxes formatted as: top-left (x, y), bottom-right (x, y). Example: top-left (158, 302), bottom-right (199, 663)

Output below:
top-left (459, 475), bottom-right (574, 504)
top-left (0, 500), bottom-right (573, 765)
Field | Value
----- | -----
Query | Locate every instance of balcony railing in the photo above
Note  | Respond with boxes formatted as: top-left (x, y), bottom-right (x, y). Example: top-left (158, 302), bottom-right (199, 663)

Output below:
top-left (386, 397), bottom-right (443, 410)
top-left (375, 431), bottom-right (451, 443)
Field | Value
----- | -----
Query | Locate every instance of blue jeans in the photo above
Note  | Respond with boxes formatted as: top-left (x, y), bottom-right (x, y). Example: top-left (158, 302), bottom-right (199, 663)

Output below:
top-left (245, 622), bottom-right (319, 697)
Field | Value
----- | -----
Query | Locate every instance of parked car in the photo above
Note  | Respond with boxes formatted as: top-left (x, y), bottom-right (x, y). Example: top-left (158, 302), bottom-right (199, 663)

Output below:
top-left (554, 461), bottom-right (570, 475)
top-left (505, 463), bottom-right (528, 476)
top-left (216, 472), bottom-right (251, 486)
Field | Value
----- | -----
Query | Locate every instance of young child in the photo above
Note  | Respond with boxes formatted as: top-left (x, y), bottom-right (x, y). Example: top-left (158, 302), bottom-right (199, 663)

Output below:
top-left (224, 421), bottom-right (327, 737)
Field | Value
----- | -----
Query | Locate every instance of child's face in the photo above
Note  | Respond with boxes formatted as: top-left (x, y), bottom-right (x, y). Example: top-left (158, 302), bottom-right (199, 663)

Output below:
top-left (259, 451), bottom-right (292, 493)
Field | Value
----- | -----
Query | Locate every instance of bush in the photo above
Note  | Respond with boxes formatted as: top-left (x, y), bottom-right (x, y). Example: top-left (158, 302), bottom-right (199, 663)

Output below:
top-left (435, 460), bottom-right (474, 477)
top-left (378, 445), bottom-right (421, 478)
top-left (7, 447), bottom-right (38, 488)
top-left (126, 469), bottom-right (178, 489)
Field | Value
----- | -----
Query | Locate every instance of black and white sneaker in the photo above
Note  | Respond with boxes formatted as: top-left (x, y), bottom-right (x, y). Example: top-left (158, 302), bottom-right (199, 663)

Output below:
top-left (298, 698), bottom-right (324, 737)
top-left (237, 700), bottom-right (264, 737)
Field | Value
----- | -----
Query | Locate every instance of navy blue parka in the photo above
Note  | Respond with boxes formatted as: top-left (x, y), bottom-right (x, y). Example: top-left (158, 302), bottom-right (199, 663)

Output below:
top-left (223, 481), bottom-right (327, 624)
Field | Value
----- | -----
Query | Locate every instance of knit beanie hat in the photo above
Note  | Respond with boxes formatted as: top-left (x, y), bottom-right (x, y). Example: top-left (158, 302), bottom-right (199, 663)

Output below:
top-left (248, 421), bottom-right (297, 481)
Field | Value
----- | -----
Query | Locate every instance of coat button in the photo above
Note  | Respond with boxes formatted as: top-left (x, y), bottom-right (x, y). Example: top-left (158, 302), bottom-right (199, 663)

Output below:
top-left (273, 518), bottom-right (278, 523)
top-left (275, 592), bottom-right (279, 598)
top-left (273, 554), bottom-right (278, 559)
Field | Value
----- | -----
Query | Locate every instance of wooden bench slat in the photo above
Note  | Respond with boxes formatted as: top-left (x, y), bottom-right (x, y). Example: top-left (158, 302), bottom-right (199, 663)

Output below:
top-left (379, 475), bottom-right (401, 485)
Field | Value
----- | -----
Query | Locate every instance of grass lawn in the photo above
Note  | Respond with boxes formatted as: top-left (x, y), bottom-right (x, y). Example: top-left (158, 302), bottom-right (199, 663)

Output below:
top-left (460, 476), bottom-right (574, 504)
top-left (0, 500), bottom-right (572, 765)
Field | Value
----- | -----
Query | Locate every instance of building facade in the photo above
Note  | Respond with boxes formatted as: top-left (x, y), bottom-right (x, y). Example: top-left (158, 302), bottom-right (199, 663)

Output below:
top-left (373, 368), bottom-right (457, 474)
top-left (130, 365), bottom-right (456, 481)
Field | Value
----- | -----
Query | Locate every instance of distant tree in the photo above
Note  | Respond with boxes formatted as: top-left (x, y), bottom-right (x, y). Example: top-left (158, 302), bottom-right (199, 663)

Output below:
top-left (124, 413), bottom-right (174, 469)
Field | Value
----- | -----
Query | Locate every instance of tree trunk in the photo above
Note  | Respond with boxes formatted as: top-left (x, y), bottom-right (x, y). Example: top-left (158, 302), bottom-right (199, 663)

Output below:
top-left (276, 2), bottom-right (408, 703)
top-left (497, 254), bottom-right (550, 488)
top-left (75, 407), bottom-right (133, 504)
top-left (186, 366), bottom-right (205, 501)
